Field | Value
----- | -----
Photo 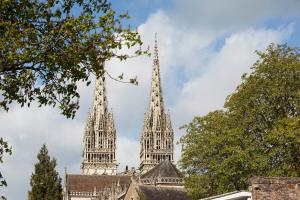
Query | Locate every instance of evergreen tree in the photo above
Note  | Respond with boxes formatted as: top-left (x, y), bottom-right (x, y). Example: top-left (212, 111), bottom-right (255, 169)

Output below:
top-left (29, 144), bottom-right (62, 200)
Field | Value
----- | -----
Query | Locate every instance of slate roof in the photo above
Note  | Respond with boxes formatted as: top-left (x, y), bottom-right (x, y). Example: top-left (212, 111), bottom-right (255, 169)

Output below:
top-left (66, 174), bottom-right (131, 192)
top-left (141, 160), bottom-right (181, 179)
top-left (138, 185), bottom-right (191, 200)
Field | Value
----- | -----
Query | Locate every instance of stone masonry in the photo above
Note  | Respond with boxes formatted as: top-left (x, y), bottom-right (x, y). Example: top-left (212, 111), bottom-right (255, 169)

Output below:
top-left (250, 177), bottom-right (300, 200)
top-left (139, 35), bottom-right (174, 175)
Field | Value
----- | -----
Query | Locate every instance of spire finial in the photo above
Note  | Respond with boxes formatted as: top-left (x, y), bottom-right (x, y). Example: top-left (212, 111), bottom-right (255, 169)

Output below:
top-left (155, 32), bottom-right (158, 43)
top-left (148, 33), bottom-right (164, 114)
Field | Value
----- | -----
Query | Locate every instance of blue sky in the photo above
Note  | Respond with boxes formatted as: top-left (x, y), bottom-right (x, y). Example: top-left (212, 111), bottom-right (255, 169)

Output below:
top-left (112, 0), bottom-right (172, 26)
top-left (1, 1), bottom-right (300, 199)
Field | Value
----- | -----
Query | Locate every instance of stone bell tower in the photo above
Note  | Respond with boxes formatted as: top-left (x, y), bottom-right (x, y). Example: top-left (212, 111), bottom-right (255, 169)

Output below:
top-left (139, 35), bottom-right (174, 174)
top-left (82, 73), bottom-right (117, 175)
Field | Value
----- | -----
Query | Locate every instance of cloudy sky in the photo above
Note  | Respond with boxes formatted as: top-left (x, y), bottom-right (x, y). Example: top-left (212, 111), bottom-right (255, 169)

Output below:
top-left (1, 0), bottom-right (300, 199)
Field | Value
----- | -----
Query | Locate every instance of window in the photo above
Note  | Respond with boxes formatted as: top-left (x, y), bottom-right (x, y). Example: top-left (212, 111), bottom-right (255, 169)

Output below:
top-left (108, 140), bottom-right (113, 149)
top-left (146, 140), bottom-right (150, 150)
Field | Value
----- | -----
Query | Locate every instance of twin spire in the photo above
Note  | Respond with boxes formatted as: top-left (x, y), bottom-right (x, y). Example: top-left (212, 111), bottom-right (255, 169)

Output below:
top-left (82, 34), bottom-right (174, 175)
top-left (82, 75), bottom-right (117, 175)
top-left (140, 34), bottom-right (174, 174)
top-left (93, 75), bottom-right (108, 115)
top-left (149, 34), bottom-right (165, 115)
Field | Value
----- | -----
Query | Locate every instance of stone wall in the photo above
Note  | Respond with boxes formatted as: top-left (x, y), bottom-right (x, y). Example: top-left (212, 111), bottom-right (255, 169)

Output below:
top-left (250, 177), bottom-right (300, 200)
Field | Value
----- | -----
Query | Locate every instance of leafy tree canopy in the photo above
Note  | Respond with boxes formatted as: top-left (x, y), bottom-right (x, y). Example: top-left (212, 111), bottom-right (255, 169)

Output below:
top-left (1, 0), bottom-right (148, 197)
top-left (28, 144), bottom-right (62, 200)
top-left (179, 44), bottom-right (300, 199)
top-left (0, 0), bottom-right (148, 118)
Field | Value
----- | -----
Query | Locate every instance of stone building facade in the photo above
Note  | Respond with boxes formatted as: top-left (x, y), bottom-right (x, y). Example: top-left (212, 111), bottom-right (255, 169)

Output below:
top-left (250, 177), bottom-right (300, 200)
top-left (201, 177), bottom-right (300, 200)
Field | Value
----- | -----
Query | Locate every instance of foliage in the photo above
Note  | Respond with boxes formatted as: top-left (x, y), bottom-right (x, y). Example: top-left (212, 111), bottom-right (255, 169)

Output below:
top-left (0, 0), bottom-right (148, 118)
top-left (179, 44), bottom-right (300, 199)
top-left (28, 144), bottom-right (62, 200)
top-left (0, 138), bottom-right (12, 200)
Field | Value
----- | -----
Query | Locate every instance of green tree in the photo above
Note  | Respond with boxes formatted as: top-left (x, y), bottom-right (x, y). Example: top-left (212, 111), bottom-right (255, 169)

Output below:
top-left (0, 0), bottom-right (148, 195)
top-left (179, 44), bottom-right (300, 199)
top-left (29, 144), bottom-right (62, 200)
top-left (0, 0), bottom-right (148, 118)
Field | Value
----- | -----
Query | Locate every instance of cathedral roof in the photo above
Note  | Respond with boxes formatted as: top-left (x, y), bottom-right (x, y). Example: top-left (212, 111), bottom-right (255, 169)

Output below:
top-left (138, 185), bottom-right (191, 200)
top-left (141, 160), bottom-right (181, 179)
top-left (66, 174), bottom-right (131, 192)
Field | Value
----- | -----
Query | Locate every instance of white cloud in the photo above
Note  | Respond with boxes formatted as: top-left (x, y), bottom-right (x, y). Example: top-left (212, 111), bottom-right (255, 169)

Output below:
top-left (0, 80), bottom-right (94, 199)
top-left (172, 26), bottom-right (294, 129)
top-left (172, 0), bottom-right (300, 33)
top-left (0, 104), bottom-right (83, 199)
top-left (116, 137), bottom-right (140, 171)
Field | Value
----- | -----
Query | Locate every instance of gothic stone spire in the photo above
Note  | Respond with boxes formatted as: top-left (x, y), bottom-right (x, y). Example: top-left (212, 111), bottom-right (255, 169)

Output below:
top-left (82, 74), bottom-right (117, 175)
top-left (149, 34), bottom-right (164, 115)
top-left (140, 35), bottom-right (174, 174)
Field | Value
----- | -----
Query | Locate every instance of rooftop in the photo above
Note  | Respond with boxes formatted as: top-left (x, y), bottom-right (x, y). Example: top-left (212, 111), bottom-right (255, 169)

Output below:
top-left (138, 185), bottom-right (191, 200)
top-left (66, 174), bottom-right (131, 192)
top-left (141, 159), bottom-right (181, 179)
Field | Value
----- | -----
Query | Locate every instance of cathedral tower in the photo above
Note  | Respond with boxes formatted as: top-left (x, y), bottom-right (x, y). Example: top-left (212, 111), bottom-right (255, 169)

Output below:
top-left (139, 36), bottom-right (174, 174)
top-left (82, 74), bottom-right (117, 175)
